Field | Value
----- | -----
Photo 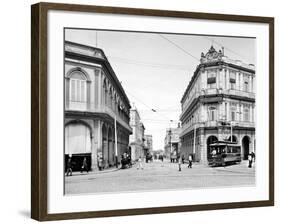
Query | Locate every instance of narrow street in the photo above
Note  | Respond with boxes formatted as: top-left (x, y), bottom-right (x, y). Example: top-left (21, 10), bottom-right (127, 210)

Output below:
top-left (65, 160), bottom-right (255, 195)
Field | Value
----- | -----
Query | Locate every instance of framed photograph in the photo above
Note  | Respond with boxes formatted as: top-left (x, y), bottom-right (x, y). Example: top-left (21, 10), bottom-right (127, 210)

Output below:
top-left (31, 2), bottom-right (274, 221)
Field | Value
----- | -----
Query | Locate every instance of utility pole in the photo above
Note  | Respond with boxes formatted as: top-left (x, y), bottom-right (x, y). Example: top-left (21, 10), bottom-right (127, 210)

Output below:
top-left (114, 115), bottom-right (118, 168)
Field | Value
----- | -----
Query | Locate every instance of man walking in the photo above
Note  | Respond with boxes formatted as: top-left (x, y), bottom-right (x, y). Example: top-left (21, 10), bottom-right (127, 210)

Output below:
top-left (248, 153), bottom-right (253, 168)
top-left (137, 156), bottom-right (143, 170)
top-left (81, 157), bottom-right (89, 173)
top-left (188, 154), bottom-right (193, 168)
top-left (66, 157), bottom-right (72, 176)
top-left (178, 158), bottom-right (182, 171)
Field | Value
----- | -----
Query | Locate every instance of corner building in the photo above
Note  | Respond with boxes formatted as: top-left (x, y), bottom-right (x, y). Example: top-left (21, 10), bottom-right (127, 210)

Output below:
top-left (180, 46), bottom-right (255, 164)
top-left (129, 107), bottom-right (146, 161)
top-left (64, 41), bottom-right (132, 171)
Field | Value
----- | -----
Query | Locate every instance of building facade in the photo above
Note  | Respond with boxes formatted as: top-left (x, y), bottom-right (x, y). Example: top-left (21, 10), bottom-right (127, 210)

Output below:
top-left (64, 41), bottom-right (132, 171)
top-left (129, 108), bottom-right (146, 161)
top-left (164, 127), bottom-right (181, 160)
top-left (144, 134), bottom-right (153, 155)
top-left (180, 46), bottom-right (255, 164)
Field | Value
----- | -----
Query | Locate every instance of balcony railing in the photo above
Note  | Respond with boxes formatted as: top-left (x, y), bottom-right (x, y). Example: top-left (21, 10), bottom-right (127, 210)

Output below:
top-left (66, 101), bottom-right (132, 132)
top-left (180, 120), bottom-right (255, 137)
top-left (226, 89), bottom-right (255, 99)
top-left (223, 57), bottom-right (255, 71)
top-left (181, 88), bottom-right (255, 118)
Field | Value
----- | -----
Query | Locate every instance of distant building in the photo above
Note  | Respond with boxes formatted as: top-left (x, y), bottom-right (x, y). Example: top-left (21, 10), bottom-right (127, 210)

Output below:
top-left (64, 41), bottom-right (132, 171)
top-left (164, 127), bottom-right (181, 160)
top-left (144, 134), bottom-right (153, 154)
top-left (129, 107), bottom-right (146, 160)
top-left (180, 46), bottom-right (255, 164)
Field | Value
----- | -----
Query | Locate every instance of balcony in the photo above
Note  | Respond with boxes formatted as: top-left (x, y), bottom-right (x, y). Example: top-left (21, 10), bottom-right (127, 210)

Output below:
top-left (225, 89), bottom-right (255, 99)
top-left (181, 88), bottom-right (255, 118)
top-left (65, 101), bottom-right (132, 132)
top-left (180, 120), bottom-right (255, 137)
top-left (230, 121), bottom-right (255, 128)
top-left (182, 91), bottom-right (200, 112)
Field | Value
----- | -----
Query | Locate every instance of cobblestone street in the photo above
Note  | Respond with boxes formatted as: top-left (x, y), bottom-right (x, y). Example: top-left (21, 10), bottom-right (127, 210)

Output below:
top-left (65, 160), bottom-right (255, 195)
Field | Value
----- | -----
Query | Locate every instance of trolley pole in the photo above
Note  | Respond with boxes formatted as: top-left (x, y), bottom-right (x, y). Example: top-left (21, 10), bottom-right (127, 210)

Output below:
top-left (114, 115), bottom-right (118, 168)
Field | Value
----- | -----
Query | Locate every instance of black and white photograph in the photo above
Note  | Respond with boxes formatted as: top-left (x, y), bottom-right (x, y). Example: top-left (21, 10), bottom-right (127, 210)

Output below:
top-left (64, 28), bottom-right (256, 195)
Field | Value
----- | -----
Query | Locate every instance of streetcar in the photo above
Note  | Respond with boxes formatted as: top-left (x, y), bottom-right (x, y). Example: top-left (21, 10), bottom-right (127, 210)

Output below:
top-left (208, 141), bottom-right (242, 166)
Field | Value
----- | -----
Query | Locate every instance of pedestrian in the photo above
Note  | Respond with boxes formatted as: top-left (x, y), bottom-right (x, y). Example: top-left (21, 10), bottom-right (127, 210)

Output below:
top-left (251, 152), bottom-right (256, 163)
top-left (178, 158), bottom-right (182, 171)
top-left (81, 157), bottom-right (89, 173)
top-left (137, 156), bottom-right (143, 170)
top-left (181, 155), bottom-right (185, 164)
top-left (66, 157), bottom-right (72, 176)
top-left (98, 156), bottom-right (103, 171)
top-left (248, 154), bottom-right (253, 168)
top-left (211, 149), bottom-right (217, 157)
top-left (188, 154), bottom-right (193, 168)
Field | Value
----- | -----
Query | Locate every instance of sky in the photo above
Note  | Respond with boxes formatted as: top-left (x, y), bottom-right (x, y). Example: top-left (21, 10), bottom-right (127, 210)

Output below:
top-left (65, 29), bottom-right (255, 151)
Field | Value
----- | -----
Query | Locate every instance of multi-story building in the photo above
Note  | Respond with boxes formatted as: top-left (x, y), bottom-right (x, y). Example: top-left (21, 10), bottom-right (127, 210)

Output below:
top-left (180, 46), bottom-right (255, 164)
top-left (144, 134), bottom-right (153, 155)
top-left (129, 107), bottom-right (146, 161)
top-left (64, 41), bottom-right (132, 171)
top-left (164, 127), bottom-right (181, 160)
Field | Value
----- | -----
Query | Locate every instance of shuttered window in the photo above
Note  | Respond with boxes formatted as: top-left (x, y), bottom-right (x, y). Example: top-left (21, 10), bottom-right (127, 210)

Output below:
top-left (207, 71), bottom-right (216, 88)
top-left (230, 71), bottom-right (236, 89)
top-left (70, 79), bottom-right (87, 102)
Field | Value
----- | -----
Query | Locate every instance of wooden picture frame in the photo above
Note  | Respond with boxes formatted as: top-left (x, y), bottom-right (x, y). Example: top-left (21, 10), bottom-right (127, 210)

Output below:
top-left (31, 2), bottom-right (274, 221)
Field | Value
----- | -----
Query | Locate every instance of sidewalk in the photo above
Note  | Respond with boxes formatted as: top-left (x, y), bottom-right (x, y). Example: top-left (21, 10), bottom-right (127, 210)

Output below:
top-left (65, 166), bottom-right (121, 177)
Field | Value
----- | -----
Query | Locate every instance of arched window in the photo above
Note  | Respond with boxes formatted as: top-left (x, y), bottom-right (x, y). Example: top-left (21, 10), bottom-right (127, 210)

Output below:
top-left (69, 71), bottom-right (87, 103)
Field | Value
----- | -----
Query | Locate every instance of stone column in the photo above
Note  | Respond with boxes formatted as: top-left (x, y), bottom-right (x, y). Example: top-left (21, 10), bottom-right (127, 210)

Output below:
top-left (91, 120), bottom-right (98, 171)
top-left (226, 69), bottom-right (230, 90)
top-left (65, 78), bottom-right (70, 109)
top-left (239, 104), bottom-right (242, 122)
top-left (253, 104), bottom-right (255, 123)
top-left (240, 73), bottom-right (244, 91)
top-left (226, 101), bottom-right (230, 121)
top-left (216, 69), bottom-right (220, 89)
top-left (253, 75), bottom-right (256, 94)
top-left (201, 69), bottom-right (207, 90)
top-left (250, 104), bottom-right (253, 122)
top-left (98, 70), bottom-right (102, 108)
top-left (220, 69), bottom-right (224, 90)
top-left (199, 129), bottom-right (207, 165)
top-left (249, 75), bottom-right (253, 92)
top-left (236, 72), bottom-right (239, 90)
top-left (241, 104), bottom-right (244, 122)
top-left (87, 81), bottom-right (91, 110)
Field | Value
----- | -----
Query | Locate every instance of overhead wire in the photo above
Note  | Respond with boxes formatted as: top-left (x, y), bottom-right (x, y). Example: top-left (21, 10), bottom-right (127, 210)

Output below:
top-left (158, 34), bottom-right (200, 62)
